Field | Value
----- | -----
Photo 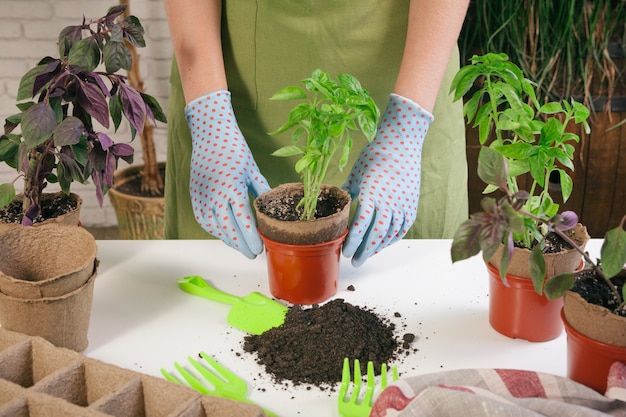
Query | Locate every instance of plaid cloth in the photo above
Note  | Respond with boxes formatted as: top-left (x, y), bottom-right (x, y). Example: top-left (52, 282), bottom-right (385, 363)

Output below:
top-left (372, 363), bottom-right (626, 416)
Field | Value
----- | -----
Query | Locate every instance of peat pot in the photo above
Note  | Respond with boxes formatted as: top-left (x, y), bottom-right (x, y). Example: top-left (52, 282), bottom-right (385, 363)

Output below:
top-left (254, 183), bottom-right (351, 304)
top-left (0, 224), bottom-right (98, 351)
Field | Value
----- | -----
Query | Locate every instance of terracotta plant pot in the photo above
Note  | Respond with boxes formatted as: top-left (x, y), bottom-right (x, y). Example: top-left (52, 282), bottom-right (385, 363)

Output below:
top-left (0, 224), bottom-right (98, 351)
top-left (108, 162), bottom-right (165, 240)
top-left (260, 229), bottom-right (347, 305)
top-left (487, 262), bottom-right (564, 341)
top-left (254, 183), bottom-right (351, 304)
top-left (0, 192), bottom-right (82, 235)
top-left (486, 223), bottom-right (589, 341)
top-left (562, 288), bottom-right (626, 393)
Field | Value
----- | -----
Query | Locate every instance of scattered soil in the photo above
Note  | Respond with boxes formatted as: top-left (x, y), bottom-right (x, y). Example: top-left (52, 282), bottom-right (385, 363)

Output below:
top-left (571, 268), bottom-right (626, 317)
top-left (242, 298), bottom-right (414, 389)
top-left (0, 194), bottom-right (78, 225)
top-left (255, 187), bottom-right (344, 221)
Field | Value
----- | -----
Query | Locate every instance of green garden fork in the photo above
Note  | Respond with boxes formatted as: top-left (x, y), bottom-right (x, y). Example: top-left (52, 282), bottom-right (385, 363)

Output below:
top-left (337, 357), bottom-right (399, 417)
top-left (160, 351), bottom-right (278, 416)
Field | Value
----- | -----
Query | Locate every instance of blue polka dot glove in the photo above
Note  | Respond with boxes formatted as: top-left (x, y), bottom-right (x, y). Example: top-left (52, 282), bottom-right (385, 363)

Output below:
top-left (185, 91), bottom-right (271, 259)
top-left (342, 93), bottom-right (433, 267)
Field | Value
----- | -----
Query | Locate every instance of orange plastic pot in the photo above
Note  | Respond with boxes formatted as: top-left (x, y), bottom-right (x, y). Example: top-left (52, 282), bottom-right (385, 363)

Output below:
top-left (260, 229), bottom-right (347, 305)
top-left (487, 262), bottom-right (563, 342)
top-left (562, 310), bottom-right (626, 393)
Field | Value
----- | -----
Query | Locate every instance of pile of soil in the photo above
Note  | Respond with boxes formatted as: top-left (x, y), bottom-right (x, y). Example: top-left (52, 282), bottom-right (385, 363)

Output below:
top-left (0, 194), bottom-right (78, 224)
top-left (571, 269), bottom-right (626, 317)
top-left (242, 298), bottom-right (414, 388)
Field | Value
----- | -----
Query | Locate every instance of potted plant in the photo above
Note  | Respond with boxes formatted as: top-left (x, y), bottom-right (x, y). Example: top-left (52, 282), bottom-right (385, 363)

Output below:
top-left (253, 69), bottom-right (380, 305)
top-left (107, 0), bottom-right (168, 240)
top-left (544, 214), bottom-right (626, 394)
top-left (450, 53), bottom-right (591, 341)
top-left (459, 1), bottom-right (626, 236)
top-left (0, 5), bottom-right (165, 233)
top-left (0, 6), bottom-right (164, 351)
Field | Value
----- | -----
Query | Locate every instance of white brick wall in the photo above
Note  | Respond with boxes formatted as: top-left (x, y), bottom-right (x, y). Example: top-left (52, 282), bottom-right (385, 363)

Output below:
top-left (0, 0), bottom-right (172, 227)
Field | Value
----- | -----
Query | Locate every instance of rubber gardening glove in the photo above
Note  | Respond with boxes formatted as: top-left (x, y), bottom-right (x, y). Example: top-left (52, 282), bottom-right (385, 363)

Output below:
top-left (342, 93), bottom-right (433, 267)
top-left (185, 90), bottom-right (271, 259)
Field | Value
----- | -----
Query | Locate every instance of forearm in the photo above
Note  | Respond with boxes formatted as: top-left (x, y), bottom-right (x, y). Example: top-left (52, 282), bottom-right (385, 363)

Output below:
top-left (394, 0), bottom-right (470, 112)
top-left (164, 0), bottom-right (227, 103)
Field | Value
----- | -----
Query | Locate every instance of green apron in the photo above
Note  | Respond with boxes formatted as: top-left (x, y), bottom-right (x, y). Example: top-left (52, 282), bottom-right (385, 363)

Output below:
top-left (165, 0), bottom-right (468, 240)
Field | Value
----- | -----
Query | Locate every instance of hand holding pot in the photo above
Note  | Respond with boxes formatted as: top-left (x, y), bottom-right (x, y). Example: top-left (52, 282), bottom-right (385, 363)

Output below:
top-left (342, 93), bottom-right (433, 266)
top-left (185, 91), bottom-right (271, 259)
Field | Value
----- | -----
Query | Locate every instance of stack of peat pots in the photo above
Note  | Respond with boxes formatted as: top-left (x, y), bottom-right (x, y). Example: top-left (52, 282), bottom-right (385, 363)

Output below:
top-left (0, 224), bottom-right (98, 351)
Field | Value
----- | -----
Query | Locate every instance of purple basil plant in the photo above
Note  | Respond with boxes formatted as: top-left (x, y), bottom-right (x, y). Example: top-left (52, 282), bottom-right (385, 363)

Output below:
top-left (0, 5), bottom-right (166, 225)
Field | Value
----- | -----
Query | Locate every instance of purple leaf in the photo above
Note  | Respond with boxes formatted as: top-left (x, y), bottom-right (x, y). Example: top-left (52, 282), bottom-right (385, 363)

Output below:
top-left (77, 80), bottom-right (110, 128)
top-left (103, 151), bottom-right (117, 188)
top-left (21, 102), bottom-right (57, 149)
top-left (91, 170), bottom-right (104, 207)
top-left (53, 116), bottom-right (84, 146)
top-left (557, 211), bottom-right (578, 231)
top-left (33, 60), bottom-right (61, 97)
top-left (119, 83), bottom-right (146, 133)
top-left (97, 132), bottom-right (114, 150)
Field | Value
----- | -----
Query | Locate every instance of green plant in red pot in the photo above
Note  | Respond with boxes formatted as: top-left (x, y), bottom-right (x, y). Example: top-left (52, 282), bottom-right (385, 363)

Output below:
top-left (0, 5), bottom-right (166, 232)
top-left (254, 69), bottom-right (379, 304)
top-left (450, 53), bottom-right (591, 341)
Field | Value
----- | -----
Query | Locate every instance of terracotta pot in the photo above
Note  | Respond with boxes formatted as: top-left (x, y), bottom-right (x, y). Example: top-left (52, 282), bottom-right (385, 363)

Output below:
top-left (260, 229), bottom-right (347, 305)
top-left (487, 262), bottom-right (564, 341)
top-left (562, 284), bottom-right (626, 393)
top-left (108, 163), bottom-right (165, 240)
top-left (562, 310), bottom-right (626, 393)
top-left (0, 192), bottom-right (82, 234)
top-left (0, 224), bottom-right (97, 299)
top-left (254, 183), bottom-right (351, 304)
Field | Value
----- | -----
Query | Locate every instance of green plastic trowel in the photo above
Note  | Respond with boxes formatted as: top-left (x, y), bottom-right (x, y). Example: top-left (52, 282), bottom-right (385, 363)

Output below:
top-left (177, 275), bottom-right (288, 335)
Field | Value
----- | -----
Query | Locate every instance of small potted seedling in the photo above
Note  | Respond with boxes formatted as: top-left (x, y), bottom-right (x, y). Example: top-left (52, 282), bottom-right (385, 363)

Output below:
top-left (0, 5), bottom-right (165, 232)
top-left (450, 53), bottom-right (591, 341)
top-left (254, 69), bottom-right (379, 304)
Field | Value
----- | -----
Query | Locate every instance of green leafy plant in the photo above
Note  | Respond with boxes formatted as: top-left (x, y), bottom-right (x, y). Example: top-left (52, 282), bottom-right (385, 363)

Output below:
top-left (452, 146), bottom-right (626, 313)
top-left (268, 69), bottom-right (380, 221)
top-left (459, 0), bottom-right (626, 111)
top-left (0, 5), bottom-right (166, 225)
top-left (450, 53), bottom-right (593, 291)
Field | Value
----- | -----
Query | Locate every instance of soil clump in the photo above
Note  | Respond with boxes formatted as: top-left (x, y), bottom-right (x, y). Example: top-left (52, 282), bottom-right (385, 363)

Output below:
top-left (242, 298), bottom-right (413, 388)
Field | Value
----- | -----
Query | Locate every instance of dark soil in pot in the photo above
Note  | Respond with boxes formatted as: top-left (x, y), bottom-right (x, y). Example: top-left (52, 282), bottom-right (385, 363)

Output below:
top-left (571, 269), bottom-right (626, 317)
top-left (242, 298), bottom-right (415, 389)
top-left (0, 193), bottom-right (78, 225)
top-left (255, 186), bottom-right (345, 221)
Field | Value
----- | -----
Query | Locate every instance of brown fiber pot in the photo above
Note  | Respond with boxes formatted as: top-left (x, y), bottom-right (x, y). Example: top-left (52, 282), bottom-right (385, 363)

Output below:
top-left (562, 289), bottom-right (626, 393)
top-left (254, 183), bottom-right (350, 304)
top-left (0, 224), bottom-right (98, 351)
top-left (0, 224), bottom-right (97, 299)
top-left (487, 262), bottom-right (564, 342)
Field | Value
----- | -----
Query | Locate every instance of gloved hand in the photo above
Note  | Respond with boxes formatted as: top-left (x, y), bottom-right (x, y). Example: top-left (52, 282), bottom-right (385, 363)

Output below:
top-left (342, 93), bottom-right (433, 267)
top-left (185, 90), bottom-right (271, 259)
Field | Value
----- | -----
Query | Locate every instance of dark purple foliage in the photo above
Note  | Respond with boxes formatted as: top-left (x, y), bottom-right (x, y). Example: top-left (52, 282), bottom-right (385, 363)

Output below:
top-left (0, 5), bottom-right (166, 224)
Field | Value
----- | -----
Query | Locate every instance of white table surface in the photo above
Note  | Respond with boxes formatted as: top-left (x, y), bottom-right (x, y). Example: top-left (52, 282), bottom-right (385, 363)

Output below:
top-left (83, 238), bottom-right (602, 417)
